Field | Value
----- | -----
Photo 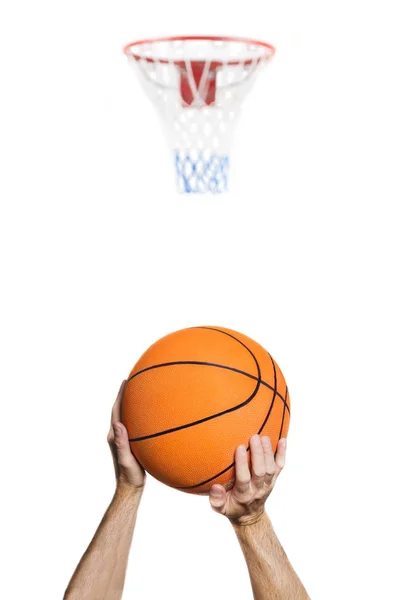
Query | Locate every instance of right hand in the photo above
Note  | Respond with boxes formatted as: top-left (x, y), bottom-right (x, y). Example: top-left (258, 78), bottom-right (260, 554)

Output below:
top-left (209, 434), bottom-right (286, 526)
top-left (107, 380), bottom-right (146, 493)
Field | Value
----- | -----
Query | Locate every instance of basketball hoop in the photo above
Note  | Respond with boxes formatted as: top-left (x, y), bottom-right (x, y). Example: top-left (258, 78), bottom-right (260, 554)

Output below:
top-left (123, 36), bottom-right (275, 193)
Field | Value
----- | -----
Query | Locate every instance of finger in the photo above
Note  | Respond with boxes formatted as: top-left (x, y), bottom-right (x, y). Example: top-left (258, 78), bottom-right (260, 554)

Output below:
top-left (261, 436), bottom-right (276, 480)
top-left (111, 380), bottom-right (127, 427)
top-left (274, 438), bottom-right (287, 475)
top-left (112, 421), bottom-right (134, 468)
top-left (234, 444), bottom-right (251, 493)
top-left (209, 484), bottom-right (227, 512)
top-left (249, 435), bottom-right (266, 487)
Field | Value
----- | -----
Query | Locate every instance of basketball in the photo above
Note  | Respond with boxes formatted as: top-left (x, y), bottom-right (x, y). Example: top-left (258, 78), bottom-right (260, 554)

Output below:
top-left (122, 326), bottom-right (290, 495)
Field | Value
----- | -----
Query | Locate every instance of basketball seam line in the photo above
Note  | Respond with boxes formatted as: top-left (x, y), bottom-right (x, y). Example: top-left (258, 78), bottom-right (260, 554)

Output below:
top-left (176, 351), bottom-right (279, 489)
top-left (128, 326), bottom-right (262, 442)
top-left (128, 359), bottom-right (287, 405)
top-left (275, 386), bottom-right (289, 458)
top-left (130, 326), bottom-right (289, 407)
top-left (127, 362), bottom-right (289, 442)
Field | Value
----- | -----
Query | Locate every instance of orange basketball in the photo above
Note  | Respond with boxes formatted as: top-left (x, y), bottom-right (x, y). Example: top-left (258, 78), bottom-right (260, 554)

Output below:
top-left (122, 326), bottom-right (290, 494)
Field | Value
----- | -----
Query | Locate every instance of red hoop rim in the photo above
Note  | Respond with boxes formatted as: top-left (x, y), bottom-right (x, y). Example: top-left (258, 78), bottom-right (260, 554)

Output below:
top-left (123, 35), bottom-right (275, 65)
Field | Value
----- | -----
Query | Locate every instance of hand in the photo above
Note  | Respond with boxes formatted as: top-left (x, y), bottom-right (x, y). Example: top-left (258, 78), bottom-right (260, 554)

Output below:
top-left (209, 435), bottom-right (286, 526)
top-left (107, 380), bottom-right (146, 493)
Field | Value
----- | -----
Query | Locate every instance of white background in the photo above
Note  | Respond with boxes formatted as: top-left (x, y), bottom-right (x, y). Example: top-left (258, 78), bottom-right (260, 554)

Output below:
top-left (1, 0), bottom-right (399, 598)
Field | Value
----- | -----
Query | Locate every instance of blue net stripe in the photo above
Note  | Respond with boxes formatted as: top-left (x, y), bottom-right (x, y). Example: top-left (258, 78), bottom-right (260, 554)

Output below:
top-left (175, 152), bottom-right (229, 194)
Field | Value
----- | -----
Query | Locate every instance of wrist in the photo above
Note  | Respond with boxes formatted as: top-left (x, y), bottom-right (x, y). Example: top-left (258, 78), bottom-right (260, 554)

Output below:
top-left (230, 508), bottom-right (269, 529)
top-left (115, 480), bottom-right (145, 502)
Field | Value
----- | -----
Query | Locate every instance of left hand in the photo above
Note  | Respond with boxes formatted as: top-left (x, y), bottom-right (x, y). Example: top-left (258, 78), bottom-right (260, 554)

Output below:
top-left (107, 380), bottom-right (146, 493)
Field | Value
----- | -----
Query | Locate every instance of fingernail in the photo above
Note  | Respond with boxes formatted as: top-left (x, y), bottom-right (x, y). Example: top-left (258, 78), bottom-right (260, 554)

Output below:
top-left (281, 438), bottom-right (287, 448)
top-left (239, 445), bottom-right (247, 455)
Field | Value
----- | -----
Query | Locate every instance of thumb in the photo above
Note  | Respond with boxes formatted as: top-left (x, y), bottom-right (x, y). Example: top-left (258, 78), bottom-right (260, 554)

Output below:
top-left (209, 484), bottom-right (227, 512)
top-left (112, 422), bottom-right (133, 467)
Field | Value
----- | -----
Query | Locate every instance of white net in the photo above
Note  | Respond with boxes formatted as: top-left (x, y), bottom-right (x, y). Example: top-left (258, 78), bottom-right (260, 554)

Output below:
top-left (125, 37), bottom-right (274, 193)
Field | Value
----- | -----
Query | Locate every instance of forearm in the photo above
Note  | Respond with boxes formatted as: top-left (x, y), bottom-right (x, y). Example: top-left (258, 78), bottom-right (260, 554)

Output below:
top-left (64, 485), bottom-right (143, 600)
top-left (232, 511), bottom-right (310, 600)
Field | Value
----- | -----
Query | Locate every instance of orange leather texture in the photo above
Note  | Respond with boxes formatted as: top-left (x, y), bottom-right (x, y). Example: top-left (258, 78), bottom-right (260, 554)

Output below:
top-left (122, 326), bottom-right (290, 494)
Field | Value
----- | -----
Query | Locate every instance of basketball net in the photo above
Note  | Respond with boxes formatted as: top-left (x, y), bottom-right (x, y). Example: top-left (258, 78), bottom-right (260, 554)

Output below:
top-left (124, 37), bottom-right (275, 193)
